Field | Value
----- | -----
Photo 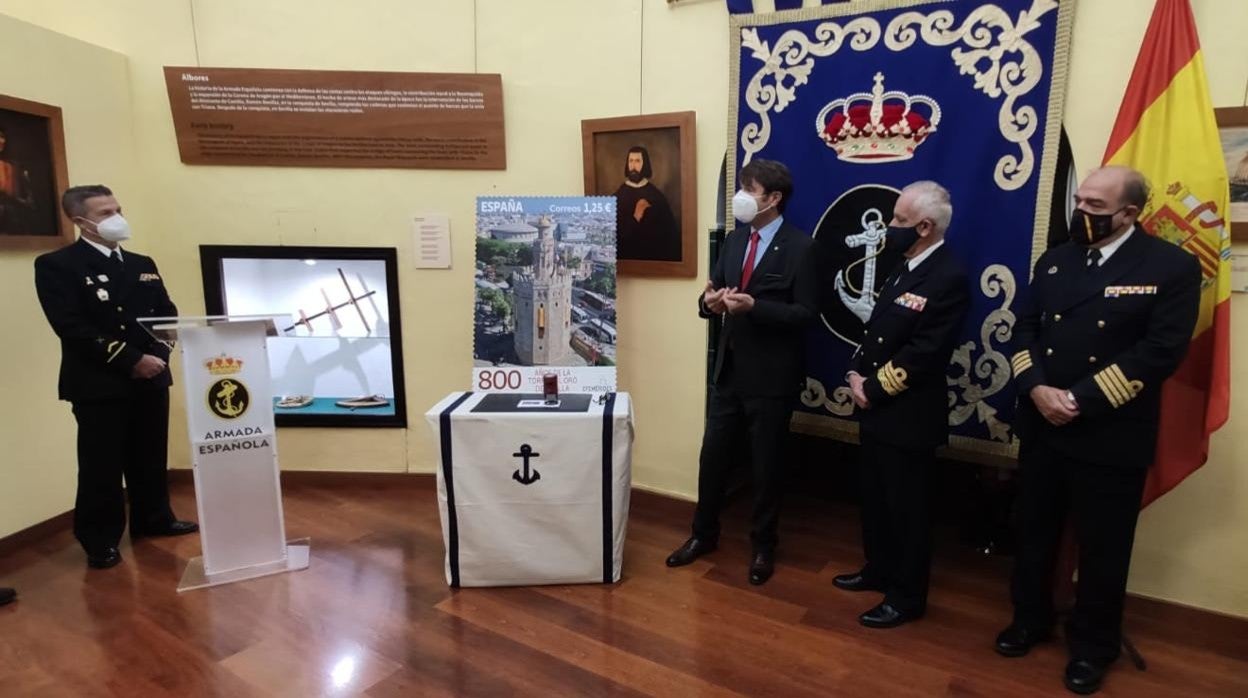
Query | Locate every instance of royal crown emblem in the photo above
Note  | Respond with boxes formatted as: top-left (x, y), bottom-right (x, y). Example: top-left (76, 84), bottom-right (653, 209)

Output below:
top-left (205, 354), bottom-right (244, 375)
top-left (816, 72), bottom-right (941, 164)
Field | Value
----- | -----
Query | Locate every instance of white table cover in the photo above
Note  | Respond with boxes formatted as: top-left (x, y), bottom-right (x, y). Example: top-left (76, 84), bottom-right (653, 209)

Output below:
top-left (426, 392), bottom-right (633, 587)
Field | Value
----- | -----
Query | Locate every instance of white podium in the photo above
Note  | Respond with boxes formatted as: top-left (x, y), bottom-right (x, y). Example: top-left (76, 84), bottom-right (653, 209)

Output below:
top-left (141, 315), bottom-right (310, 592)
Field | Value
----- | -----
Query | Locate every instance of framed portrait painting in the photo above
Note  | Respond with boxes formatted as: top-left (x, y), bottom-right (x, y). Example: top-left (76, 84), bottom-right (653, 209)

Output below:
top-left (0, 94), bottom-right (71, 248)
top-left (1216, 106), bottom-right (1248, 242)
top-left (582, 111), bottom-right (697, 277)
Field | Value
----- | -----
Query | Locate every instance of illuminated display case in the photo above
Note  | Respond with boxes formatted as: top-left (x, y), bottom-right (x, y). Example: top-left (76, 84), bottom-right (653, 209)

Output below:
top-left (199, 245), bottom-right (407, 428)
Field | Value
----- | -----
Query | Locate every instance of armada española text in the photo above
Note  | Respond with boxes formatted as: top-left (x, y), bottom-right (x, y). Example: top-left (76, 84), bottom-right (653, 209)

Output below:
top-left (197, 427), bottom-right (268, 455)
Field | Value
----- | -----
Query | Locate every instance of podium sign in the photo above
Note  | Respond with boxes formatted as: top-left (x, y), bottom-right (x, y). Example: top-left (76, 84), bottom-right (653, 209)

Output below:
top-left (143, 315), bottom-right (310, 591)
top-left (181, 321), bottom-right (286, 574)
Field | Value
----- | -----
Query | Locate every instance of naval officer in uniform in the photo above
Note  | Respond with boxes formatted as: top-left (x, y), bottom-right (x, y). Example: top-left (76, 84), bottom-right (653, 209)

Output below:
top-left (835, 181), bottom-right (970, 628)
top-left (996, 166), bottom-right (1201, 695)
top-left (35, 185), bottom-right (198, 570)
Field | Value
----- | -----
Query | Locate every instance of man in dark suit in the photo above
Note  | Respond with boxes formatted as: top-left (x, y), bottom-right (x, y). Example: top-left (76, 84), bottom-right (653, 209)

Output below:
top-left (34, 185), bottom-right (198, 570)
top-left (665, 159), bottom-right (817, 585)
top-left (833, 181), bottom-right (970, 628)
top-left (996, 166), bottom-right (1201, 695)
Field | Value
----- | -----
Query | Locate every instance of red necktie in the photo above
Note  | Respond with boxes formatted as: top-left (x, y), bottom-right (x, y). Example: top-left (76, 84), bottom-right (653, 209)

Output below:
top-left (740, 229), bottom-right (761, 289)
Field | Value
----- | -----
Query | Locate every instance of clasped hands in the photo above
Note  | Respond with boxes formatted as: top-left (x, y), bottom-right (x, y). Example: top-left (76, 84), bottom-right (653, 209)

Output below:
top-left (131, 354), bottom-right (167, 379)
top-left (1030, 385), bottom-right (1079, 426)
top-left (703, 281), bottom-right (754, 315)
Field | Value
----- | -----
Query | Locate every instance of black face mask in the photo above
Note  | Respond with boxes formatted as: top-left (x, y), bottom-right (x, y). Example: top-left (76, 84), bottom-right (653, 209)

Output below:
top-left (885, 224), bottom-right (921, 254)
top-left (1069, 207), bottom-right (1125, 246)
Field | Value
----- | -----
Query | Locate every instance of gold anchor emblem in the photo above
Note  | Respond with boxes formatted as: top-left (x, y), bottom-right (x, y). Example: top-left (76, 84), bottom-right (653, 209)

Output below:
top-left (208, 378), bottom-right (250, 419)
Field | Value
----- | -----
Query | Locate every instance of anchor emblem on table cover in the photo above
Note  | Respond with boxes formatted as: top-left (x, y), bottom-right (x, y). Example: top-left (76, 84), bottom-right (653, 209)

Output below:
top-left (512, 444), bottom-right (541, 485)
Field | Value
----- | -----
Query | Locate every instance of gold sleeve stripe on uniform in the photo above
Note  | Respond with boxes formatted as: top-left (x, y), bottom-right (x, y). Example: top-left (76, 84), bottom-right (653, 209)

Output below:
top-left (1108, 367), bottom-right (1138, 399)
top-left (1108, 365), bottom-right (1142, 406)
top-left (1109, 364), bottom-right (1145, 401)
top-left (876, 361), bottom-right (909, 397)
top-left (877, 366), bottom-right (899, 396)
top-left (106, 340), bottom-right (127, 363)
top-left (1094, 363), bottom-right (1144, 408)
top-left (1011, 350), bottom-right (1034, 376)
top-left (1093, 372), bottom-right (1129, 408)
top-left (875, 364), bottom-right (894, 395)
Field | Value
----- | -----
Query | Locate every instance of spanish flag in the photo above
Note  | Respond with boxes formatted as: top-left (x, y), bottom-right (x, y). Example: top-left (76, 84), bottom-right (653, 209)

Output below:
top-left (1102, 0), bottom-right (1231, 505)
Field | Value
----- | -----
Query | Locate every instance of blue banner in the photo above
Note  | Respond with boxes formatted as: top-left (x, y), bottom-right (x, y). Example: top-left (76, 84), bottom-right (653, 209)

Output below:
top-left (729, 0), bottom-right (1073, 456)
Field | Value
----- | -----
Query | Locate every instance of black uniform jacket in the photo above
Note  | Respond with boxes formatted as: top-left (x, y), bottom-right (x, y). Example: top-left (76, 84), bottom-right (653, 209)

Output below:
top-left (849, 243), bottom-right (970, 451)
top-left (35, 239), bottom-right (177, 402)
top-left (1011, 230), bottom-right (1201, 467)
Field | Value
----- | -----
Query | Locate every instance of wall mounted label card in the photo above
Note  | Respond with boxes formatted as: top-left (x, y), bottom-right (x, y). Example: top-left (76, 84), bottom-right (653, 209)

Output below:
top-left (412, 214), bottom-right (452, 269)
top-left (1231, 252), bottom-right (1248, 293)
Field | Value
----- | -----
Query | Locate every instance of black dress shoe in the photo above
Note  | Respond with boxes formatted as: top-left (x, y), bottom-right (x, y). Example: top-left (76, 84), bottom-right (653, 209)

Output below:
top-left (133, 520), bottom-right (200, 538)
top-left (87, 548), bottom-right (122, 569)
top-left (665, 537), bottom-right (717, 567)
top-left (1064, 659), bottom-right (1109, 695)
top-left (833, 571), bottom-right (885, 592)
top-left (0, 587), bottom-right (15, 606)
top-left (995, 623), bottom-right (1052, 657)
top-left (859, 602), bottom-right (922, 628)
top-left (748, 552), bottom-right (774, 586)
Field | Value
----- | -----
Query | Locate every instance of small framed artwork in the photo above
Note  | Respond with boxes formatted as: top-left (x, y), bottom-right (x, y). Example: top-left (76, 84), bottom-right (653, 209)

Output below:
top-left (0, 94), bottom-right (71, 248)
top-left (582, 111), bottom-right (697, 277)
top-left (1216, 106), bottom-right (1248, 242)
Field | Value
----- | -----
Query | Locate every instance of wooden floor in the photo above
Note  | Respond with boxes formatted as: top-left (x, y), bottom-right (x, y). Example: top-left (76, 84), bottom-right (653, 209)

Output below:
top-left (1, 477), bottom-right (1245, 697)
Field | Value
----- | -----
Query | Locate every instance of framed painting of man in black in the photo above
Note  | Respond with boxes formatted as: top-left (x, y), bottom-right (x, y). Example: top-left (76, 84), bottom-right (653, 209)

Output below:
top-left (582, 111), bottom-right (697, 277)
top-left (0, 94), bottom-right (70, 248)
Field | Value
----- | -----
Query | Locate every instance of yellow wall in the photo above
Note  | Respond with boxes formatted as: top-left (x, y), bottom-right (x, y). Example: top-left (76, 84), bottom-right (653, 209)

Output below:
top-left (0, 0), bottom-right (1245, 616)
top-left (0, 13), bottom-right (138, 539)
top-left (0, 0), bottom-right (716, 495)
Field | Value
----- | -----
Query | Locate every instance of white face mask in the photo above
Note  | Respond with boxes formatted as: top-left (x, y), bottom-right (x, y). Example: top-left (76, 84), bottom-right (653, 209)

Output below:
top-left (90, 214), bottom-right (131, 242)
top-left (732, 190), bottom-right (774, 224)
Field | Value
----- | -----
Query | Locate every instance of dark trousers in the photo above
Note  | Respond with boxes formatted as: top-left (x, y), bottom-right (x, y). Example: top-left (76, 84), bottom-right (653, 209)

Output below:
top-left (692, 377), bottom-right (792, 553)
top-left (858, 434), bottom-right (933, 614)
top-left (71, 389), bottom-right (175, 554)
top-left (1011, 441), bottom-right (1148, 663)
